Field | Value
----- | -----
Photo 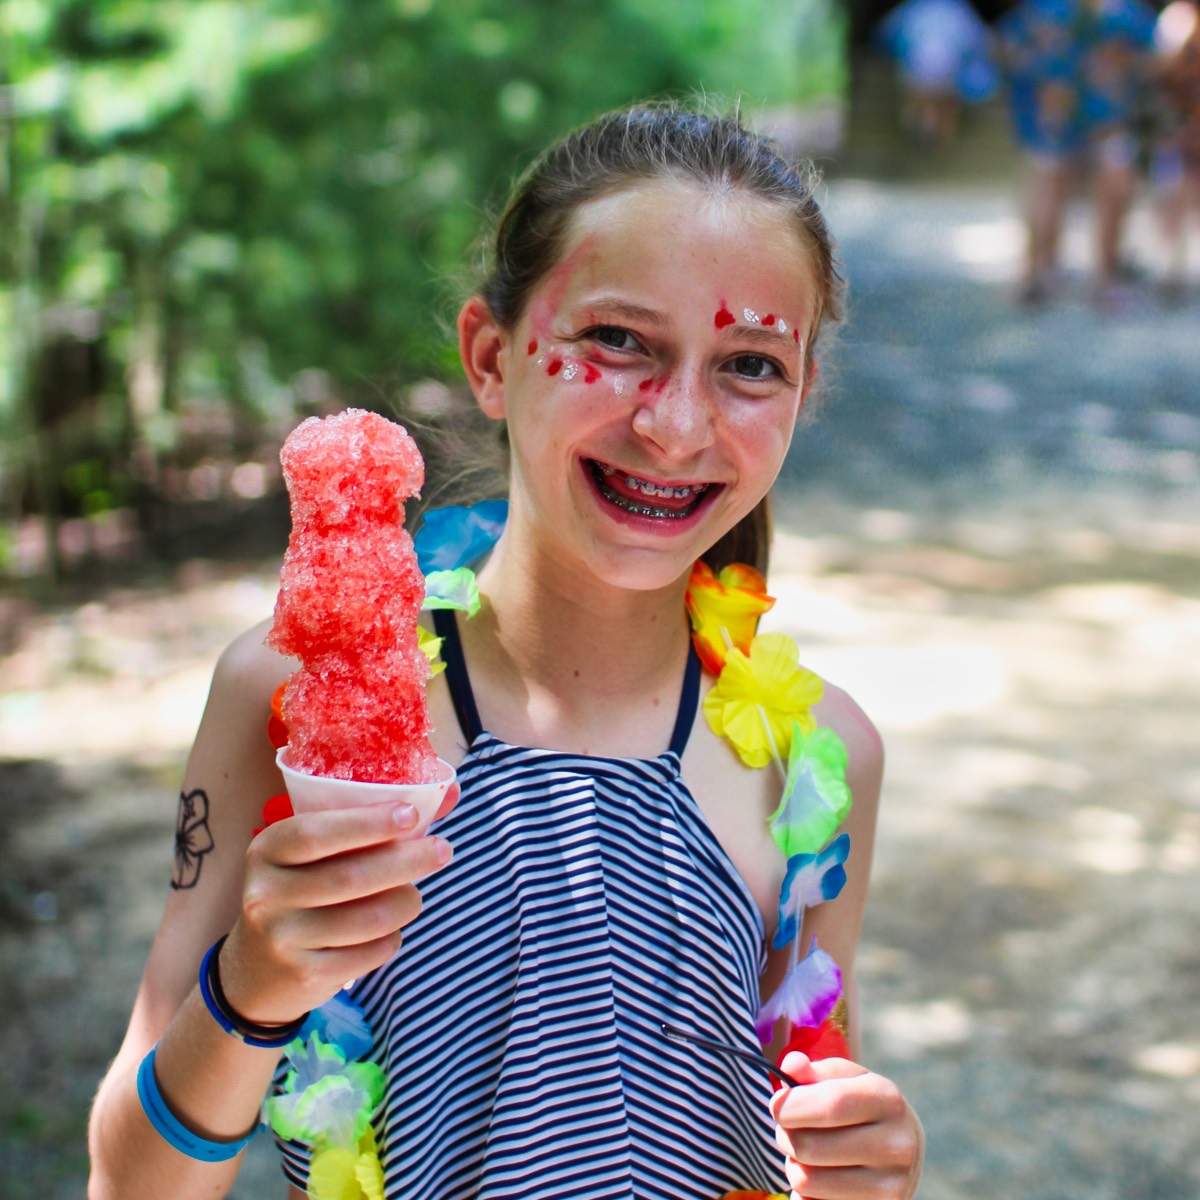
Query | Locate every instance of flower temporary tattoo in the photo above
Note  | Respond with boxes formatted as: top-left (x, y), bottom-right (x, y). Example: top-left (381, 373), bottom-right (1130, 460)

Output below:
top-left (171, 788), bottom-right (215, 890)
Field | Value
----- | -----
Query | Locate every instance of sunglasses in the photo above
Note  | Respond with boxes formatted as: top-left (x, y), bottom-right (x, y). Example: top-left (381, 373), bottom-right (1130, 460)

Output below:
top-left (660, 1023), bottom-right (802, 1088)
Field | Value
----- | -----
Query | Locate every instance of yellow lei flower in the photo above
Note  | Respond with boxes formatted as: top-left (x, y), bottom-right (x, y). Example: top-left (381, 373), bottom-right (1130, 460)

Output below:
top-left (308, 1128), bottom-right (385, 1200)
top-left (703, 632), bottom-right (824, 768)
top-left (685, 561), bottom-right (775, 675)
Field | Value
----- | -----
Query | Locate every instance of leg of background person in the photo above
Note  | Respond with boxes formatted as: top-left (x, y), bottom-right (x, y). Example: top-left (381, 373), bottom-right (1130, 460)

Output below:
top-left (1153, 146), bottom-right (1187, 299)
top-left (1092, 133), bottom-right (1139, 305)
top-left (1023, 155), bottom-right (1073, 302)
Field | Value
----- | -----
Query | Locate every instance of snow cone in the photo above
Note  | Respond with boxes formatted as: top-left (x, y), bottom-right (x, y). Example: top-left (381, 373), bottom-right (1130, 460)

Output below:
top-left (268, 408), bottom-right (455, 828)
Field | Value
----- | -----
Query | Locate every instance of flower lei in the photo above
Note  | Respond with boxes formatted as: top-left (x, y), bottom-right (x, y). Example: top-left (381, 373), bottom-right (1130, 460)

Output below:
top-left (688, 561), bottom-right (854, 1064)
top-left (258, 500), bottom-right (851, 1200)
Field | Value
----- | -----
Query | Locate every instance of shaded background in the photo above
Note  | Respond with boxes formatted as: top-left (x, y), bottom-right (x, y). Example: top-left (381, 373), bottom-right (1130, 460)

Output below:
top-left (2, 2), bottom-right (1199, 1197)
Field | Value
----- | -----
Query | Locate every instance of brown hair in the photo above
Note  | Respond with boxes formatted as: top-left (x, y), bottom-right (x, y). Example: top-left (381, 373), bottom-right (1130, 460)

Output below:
top-left (469, 102), bottom-right (844, 575)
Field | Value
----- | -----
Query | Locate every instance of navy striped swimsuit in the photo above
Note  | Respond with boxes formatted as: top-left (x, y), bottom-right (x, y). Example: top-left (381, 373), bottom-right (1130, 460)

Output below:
top-left (277, 610), bottom-right (787, 1198)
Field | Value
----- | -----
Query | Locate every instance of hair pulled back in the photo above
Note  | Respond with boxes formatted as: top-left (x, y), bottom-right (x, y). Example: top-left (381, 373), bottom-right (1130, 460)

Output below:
top-left (476, 103), bottom-right (845, 575)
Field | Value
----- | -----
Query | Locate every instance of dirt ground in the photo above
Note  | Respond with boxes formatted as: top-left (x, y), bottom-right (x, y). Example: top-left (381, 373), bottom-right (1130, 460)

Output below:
top-left (2, 163), bottom-right (1199, 1196)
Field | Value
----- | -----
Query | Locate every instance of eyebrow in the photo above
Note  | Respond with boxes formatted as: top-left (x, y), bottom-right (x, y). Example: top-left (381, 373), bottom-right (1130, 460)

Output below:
top-left (576, 297), bottom-right (801, 348)
top-left (721, 324), bottom-right (799, 350)
top-left (576, 296), bottom-right (671, 328)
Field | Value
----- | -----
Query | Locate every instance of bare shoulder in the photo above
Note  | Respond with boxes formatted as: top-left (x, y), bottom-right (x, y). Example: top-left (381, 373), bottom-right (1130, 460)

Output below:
top-left (182, 616), bottom-right (295, 811)
top-left (211, 616), bottom-right (294, 702)
top-left (814, 679), bottom-right (885, 801)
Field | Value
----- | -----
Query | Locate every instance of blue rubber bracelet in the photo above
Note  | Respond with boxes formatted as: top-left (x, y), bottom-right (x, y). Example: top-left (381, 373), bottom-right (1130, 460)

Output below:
top-left (199, 936), bottom-right (306, 1048)
top-left (136, 1046), bottom-right (258, 1162)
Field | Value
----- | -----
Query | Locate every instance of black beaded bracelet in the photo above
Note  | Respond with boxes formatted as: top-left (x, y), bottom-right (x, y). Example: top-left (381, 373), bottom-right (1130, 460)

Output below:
top-left (199, 935), bottom-right (309, 1049)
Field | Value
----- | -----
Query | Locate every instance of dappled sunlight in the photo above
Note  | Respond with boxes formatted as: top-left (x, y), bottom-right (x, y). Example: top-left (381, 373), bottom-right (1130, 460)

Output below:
top-left (875, 998), bottom-right (974, 1061)
top-left (1065, 807), bottom-right (1150, 876)
top-left (950, 218), bottom-right (1025, 280)
top-left (802, 642), bottom-right (1009, 729)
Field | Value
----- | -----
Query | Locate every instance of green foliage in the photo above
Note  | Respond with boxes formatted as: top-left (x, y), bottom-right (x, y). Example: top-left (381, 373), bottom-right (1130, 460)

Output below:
top-left (0, 0), bottom-right (846, 545)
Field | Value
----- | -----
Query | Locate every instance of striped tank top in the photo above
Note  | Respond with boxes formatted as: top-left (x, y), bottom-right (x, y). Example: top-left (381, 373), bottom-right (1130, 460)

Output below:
top-left (276, 609), bottom-right (787, 1198)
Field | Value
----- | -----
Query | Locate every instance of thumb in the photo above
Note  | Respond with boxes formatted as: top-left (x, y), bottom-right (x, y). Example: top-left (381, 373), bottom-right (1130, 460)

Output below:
top-left (781, 1050), bottom-right (819, 1083)
top-left (769, 1051), bottom-right (818, 1119)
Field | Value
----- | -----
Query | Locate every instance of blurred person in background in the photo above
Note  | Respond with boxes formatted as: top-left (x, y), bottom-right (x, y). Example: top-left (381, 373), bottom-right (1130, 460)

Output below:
top-left (1077, 0), bottom-right (1158, 306)
top-left (997, 0), bottom-right (1156, 307)
top-left (1150, 0), bottom-right (1200, 300)
top-left (875, 0), bottom-right (1000, 148)
top-left (997, 0), bottom-right (1091, 303)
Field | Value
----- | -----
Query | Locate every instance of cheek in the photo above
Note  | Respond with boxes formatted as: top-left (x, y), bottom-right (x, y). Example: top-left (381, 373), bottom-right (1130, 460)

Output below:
top-left (723, 399), bottom-right (800, 465)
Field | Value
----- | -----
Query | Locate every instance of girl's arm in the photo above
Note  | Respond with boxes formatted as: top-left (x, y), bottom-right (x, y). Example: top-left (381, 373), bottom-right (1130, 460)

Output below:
top-left (774, 683), bottom-right (925, 1199)
top-left (88, 624), bottom-right (450, 1199)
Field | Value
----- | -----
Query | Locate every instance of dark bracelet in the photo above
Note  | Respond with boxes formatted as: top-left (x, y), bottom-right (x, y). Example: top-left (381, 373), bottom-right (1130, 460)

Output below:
top-left (199, 935), bottom-right (309, 1049)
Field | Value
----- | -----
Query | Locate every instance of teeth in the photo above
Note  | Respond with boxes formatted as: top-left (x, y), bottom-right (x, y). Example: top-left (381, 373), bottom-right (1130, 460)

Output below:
top-left (621, 473), bottom-right (703, 499)
top-left (592, 461), bottom-right (710, 518)
top-left (603, 488), bottom-right (695, 519)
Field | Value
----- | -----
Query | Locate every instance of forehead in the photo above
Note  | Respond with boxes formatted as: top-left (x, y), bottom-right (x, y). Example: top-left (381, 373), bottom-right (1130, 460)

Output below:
top-left (547, 179), bottom-right (818, 309)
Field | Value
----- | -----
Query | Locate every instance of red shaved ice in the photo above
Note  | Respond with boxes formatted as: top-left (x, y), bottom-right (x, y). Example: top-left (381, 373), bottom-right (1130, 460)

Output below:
top-left (267, 408), bottom-right (439, 784)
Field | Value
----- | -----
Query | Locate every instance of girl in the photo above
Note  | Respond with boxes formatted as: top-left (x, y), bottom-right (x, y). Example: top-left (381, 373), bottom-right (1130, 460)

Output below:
top-left (88, 104), bottom-right (923, 1200)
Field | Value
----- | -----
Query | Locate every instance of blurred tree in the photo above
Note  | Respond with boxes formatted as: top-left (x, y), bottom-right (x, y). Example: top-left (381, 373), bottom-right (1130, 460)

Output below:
top-left (0, 0), bottom-right (845, 581)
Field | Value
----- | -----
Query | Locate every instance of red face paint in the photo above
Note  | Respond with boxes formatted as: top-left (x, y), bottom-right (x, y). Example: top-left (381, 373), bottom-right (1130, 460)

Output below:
top-left (763, 314), bottom-right (776, 326)
top-left (638, 377), bottom-right (654, 392)
top-left (793, 328), bottom-right (800, 343)
top-left (527, 339), bottom-right (538, 356)
top-left (584, 364), bottom-right (601, 384)
top-left (546, 358), bottom-right (563, 376)
top-left (714, 303), bottom-right (735, 329)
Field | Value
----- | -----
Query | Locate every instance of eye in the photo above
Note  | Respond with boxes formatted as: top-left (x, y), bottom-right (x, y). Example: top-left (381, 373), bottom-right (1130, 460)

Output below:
top-left (587, 325), bottom-right (644, 353)
top-left (726, 354), bottom-right (783, 381)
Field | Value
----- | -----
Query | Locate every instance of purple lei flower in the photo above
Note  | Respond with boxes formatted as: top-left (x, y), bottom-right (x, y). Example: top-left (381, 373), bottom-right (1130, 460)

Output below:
top-left (755, 939), bottom-right (843, 1042)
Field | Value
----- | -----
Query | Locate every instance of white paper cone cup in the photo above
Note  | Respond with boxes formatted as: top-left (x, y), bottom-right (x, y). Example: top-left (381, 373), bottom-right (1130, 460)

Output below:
top-left (275, 748), bottom-right (456, 834)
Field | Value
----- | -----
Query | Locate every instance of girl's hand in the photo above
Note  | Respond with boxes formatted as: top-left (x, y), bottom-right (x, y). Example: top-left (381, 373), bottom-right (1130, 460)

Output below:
top-left (769, 1050), bottom-right (924, 1200)
top-left (215, 793), bottom-right (456, 1025)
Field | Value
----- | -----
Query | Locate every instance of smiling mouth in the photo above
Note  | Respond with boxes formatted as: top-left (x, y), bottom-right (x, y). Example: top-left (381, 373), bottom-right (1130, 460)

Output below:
top-left (587, 459), bottom-right (714, 519)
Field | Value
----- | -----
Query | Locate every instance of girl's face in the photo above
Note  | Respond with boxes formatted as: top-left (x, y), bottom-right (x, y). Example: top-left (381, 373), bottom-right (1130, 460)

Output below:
top-left (462, 178), bottom-right (821, 594)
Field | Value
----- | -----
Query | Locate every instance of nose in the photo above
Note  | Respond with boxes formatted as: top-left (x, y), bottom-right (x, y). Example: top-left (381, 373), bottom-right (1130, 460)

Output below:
top-left (631, 369), bottom-right (715, 460)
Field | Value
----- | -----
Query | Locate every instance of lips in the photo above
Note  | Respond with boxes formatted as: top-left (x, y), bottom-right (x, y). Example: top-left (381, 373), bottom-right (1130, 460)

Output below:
top-left (587, 459), bottom-right (716, 520)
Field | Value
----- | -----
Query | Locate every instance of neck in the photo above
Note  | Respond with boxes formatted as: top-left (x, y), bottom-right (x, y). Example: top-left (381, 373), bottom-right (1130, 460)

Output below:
top-left (475, 531), bottom-right (692, 695)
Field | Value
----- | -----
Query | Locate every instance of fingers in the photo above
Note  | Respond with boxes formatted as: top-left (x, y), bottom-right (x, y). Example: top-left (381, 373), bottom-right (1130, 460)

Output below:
top-left (771, 1057), bottom-right (873, 1130)
top-left (250, 829), bottom-right (451, 913)
top-left (261, 800), bottom-right (428, 866)
top-left (229, 809), bottom-right (455, 1021)
top-left (301, 883), bottom-right (426, 950)
top-left (771, 1058), bottom-right (923, 1200)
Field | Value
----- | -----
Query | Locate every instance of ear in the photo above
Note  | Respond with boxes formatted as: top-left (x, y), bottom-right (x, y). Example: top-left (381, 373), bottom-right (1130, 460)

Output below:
top-left (457, 297), bottom-right (509, 419)
top-left (798, 355), bottom-right (819, 413)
